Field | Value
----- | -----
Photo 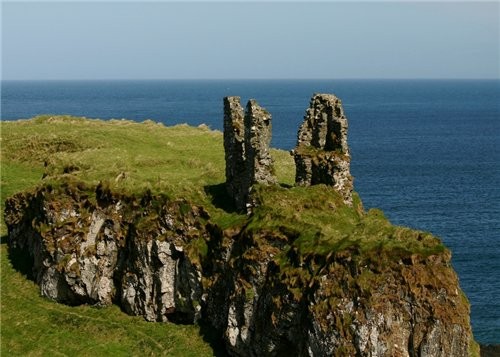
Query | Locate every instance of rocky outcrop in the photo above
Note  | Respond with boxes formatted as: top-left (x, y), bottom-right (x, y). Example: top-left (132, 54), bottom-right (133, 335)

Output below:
top-left (293, 94), bottom-right (353, 205)
top-left (5, 180), bottom-right (475, 356)
top-left (4, 182), bottom-right (209, 323)
top-left (204, 225), bottom-right (473, 357)
top-left (224, 97), bottom-right (276, 211)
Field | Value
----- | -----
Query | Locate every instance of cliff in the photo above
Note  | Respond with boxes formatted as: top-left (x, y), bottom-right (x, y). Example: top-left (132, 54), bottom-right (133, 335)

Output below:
top-left (2, 97), bottom-right (477, 356)
top-left (4, 181), bottom-right (475, 356)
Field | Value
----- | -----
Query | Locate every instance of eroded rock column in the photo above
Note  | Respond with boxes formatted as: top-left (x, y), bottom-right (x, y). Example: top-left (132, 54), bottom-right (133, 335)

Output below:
top-left (293, 93), bottom-right (353, 205)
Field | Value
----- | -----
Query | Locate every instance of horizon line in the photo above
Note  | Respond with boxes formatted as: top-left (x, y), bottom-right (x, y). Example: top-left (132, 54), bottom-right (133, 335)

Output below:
top-left (2, 77), bottom-right (499, 82)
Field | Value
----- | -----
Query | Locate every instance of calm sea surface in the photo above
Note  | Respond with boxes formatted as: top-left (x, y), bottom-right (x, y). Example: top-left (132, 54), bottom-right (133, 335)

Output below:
top-left (2, 79), bottom-right (499, 343)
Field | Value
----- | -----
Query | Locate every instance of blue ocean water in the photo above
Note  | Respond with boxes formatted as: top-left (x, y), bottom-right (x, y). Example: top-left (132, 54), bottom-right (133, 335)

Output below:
top-left (2, 79), bottom-right (499, 343)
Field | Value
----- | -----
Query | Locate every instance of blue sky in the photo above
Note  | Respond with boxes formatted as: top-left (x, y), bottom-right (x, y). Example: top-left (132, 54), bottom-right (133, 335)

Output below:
top-left (1, 1), bottom-right (499, 80)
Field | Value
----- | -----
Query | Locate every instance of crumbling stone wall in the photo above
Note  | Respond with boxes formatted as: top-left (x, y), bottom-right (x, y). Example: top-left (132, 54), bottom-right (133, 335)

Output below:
top-left (244, 100), bottom-right (276, 187)
top-left (293, 94), bottom-right (353, 205)
top-left (224, 93), bottom-right (352, 209)
top-left (223, 97), bottom-right (276, 211)
top-left (223, 97), bottom-right (247, 210)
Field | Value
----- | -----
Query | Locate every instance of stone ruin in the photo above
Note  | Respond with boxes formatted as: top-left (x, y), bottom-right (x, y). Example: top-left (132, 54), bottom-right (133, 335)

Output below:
top-left (293, 93), bottom-right (353, 205)
top-left (223, 97), bottom-right (276, 211)
top-left (223, 93), bottom-right (353, 211)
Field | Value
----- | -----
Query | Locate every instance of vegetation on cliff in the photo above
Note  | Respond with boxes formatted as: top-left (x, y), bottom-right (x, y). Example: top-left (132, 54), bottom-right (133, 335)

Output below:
top-left (1, 116), bottom-right (224, 355)
top-left (1, 116), bottom-right (477, 355)
top-left (2, 115), bottom-right (446, 265)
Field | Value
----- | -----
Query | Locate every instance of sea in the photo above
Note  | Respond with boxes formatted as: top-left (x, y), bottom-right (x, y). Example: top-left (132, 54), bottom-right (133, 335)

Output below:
top-left (1, 79), bottom-right (499, 344)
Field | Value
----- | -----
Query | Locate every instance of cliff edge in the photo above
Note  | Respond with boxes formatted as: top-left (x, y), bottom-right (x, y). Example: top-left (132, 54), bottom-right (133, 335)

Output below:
top-left (4, 95), bottom-right (477, 356)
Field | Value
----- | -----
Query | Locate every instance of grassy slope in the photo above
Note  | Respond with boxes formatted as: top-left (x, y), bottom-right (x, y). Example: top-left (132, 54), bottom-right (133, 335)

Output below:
top-left (0, 116), bottom-right (242, 356)
top-left (0, 115), bottom-right (452, 355)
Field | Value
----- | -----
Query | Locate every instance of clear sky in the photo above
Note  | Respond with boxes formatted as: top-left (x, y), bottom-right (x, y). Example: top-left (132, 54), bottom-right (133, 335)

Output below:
top-left (1, 1), bottom-right (499, 80)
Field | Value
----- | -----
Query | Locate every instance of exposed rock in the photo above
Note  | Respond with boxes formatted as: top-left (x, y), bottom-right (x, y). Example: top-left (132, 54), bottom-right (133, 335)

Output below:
top-left (5, 181), bottom-right (475, 356)
top-left (4, 183), bottom-right (208, 323)
top-left (293, 93), bottom-right (353, 205)
top-left (204, 225), bottom-right (473, 357)
top-left (204, 229), bottom-right (308, 356)
top-left (120, 236), bottom-right (204, 323)
top-left (305, 251), bottom-right (472, 357)
top-left (223, 97), bottom-right (276, 211)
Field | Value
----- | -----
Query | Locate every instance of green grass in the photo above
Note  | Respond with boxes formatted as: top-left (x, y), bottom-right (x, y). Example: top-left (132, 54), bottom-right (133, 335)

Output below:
top-left (248, 184), bottom-right (444, 260)
top-left (1, 244), bottom-right (215, 356)
top-left (2, 116), bottom-right (226, 199)
top-left (1, 115), bottom-right (448, 355)
top-left (1, 116), bottom-right (231, 356)
top-left (1, 115), bottom-right (295, 226)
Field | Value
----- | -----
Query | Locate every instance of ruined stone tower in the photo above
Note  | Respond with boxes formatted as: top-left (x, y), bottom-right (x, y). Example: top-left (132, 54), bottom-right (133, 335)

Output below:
top-left (293, 94), bottom-right (353, 205)
top-left (223, 97), bottom-right (246, 209)
top-left (223, 97), bottom-right (276, 211)
top-left (224, 93), bottom-right (352, 209)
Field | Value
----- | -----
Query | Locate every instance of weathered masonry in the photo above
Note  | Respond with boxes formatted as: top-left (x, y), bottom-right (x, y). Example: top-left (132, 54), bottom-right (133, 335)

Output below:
top-left (293, 94), bottom-right (353, 205)
top-left (224, 93), bottom-right (353, 210)
top-left (223, 97), bottom-right (276, 211)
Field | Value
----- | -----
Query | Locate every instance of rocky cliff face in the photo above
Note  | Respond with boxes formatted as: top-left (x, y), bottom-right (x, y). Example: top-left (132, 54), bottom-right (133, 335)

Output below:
top-left (5, 182), bottom-right (209, 323)
top-left (5, 182), bottom-right (474, 356)
top-left (203, 208), bottom-right (472, 356)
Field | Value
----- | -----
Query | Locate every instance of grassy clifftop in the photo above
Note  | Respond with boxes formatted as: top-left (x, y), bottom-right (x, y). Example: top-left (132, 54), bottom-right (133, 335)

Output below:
top-left (1, 115), bottom-right (293, 224)
top-left (1, 116), bottom-right (459, 355)
top-left (0, 115), bottom-right (295, 355)
top-left (1, 116), bottom-right (234, 356)
top-left (2, 115), bottom-right (444, 256)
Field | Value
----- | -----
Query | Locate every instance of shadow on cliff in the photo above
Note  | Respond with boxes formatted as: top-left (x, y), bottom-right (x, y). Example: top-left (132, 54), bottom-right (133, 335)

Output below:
top-left (197, 320), bottom-right (229, 357)
top-left (1, 234), bottom-right (36, 280)
top-left (204, 183), bottom-right (237, 213)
